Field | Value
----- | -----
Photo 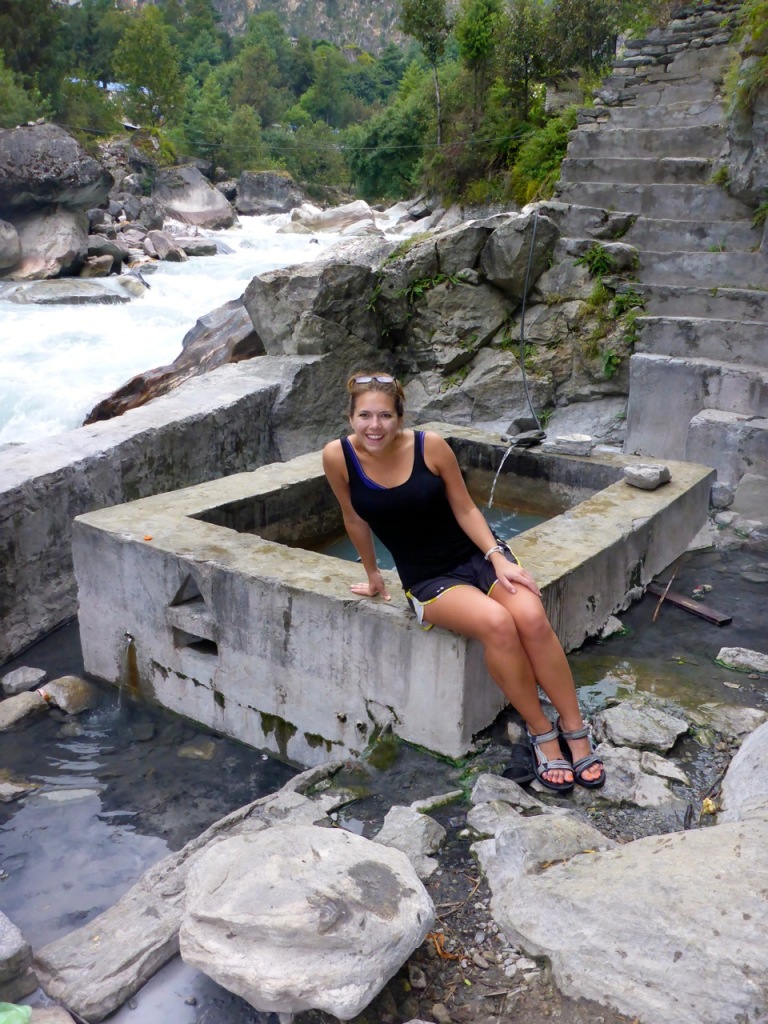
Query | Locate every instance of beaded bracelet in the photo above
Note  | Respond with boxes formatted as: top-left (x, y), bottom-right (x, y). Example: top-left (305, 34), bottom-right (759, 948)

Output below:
top-left (483, 544), bottom-right (504, 561)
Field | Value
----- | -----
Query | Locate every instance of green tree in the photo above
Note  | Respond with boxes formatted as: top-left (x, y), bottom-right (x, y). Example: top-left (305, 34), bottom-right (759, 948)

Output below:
top-left (0, 51), bottom-right (49, 128)
top-left (113, 5), bottom-right (185, 127)
top-left (543, 0), bottom-right (622, 74)
top-left (183, 74), bottom-right (230, 163)
top-left (230, 42), bottom-right (285, 125)
top-left (498, 0), bottom-right (548, 120)
top-left (220, 104), bottom-right (267, 174)
top-left (0, 0), bottom-right (65, 104)
top-left (455, 0), bottom-right (501, 130)
top-left (63, 0), bottom-right (125, 87)
top-left (400, 0), bottom-right (451, 145)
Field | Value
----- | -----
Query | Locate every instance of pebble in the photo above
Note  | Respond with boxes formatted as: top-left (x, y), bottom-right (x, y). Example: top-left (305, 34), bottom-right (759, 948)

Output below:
top-left (431, 1002), bottom-right (453, 1024)
top-left (408, 963), bottom-right (427, 990)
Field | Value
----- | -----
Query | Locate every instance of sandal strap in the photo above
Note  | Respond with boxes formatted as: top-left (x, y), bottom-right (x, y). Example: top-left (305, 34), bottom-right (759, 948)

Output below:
top-left (573, 753), bottom-right (603, 774)
top-left (559, 724), bottom-right (590, 741)
top-left (528, 725), bottom-right (559, 745)
top-left (537, 756), bottom-right (573, 772)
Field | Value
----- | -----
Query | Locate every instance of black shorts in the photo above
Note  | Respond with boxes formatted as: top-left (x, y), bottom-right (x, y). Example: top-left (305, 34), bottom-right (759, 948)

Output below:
top-left (405, 545), bottom-right (519, 628)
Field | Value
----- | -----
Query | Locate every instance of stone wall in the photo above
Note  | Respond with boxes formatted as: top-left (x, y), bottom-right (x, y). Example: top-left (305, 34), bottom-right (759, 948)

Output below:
top-left (0, 361), bottom-right (294, 664)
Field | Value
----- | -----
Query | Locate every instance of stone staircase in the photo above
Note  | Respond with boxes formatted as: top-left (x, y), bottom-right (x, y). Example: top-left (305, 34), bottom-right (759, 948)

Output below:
top-left (552, 0), bottom-right (768, 515)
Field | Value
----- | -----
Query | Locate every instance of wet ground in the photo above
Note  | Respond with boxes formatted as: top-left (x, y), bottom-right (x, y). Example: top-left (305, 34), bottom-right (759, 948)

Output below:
top-left (1, 535), bottom-right (767, 1024)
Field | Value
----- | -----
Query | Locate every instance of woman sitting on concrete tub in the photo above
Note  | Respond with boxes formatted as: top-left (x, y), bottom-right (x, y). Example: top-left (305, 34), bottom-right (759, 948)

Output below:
top-left (322, 371), bottom-right (605, 792)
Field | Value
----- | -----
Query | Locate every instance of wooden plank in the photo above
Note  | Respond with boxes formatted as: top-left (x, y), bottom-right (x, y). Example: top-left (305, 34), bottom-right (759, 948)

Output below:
top-left (647, 582), bottom-right (733, 626)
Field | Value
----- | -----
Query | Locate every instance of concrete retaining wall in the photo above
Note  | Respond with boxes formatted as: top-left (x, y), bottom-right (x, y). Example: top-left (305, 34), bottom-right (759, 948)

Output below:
top-left (0, 359), bottom-right (306, 664)
top-left (72, 426), bottom-right (713, 765)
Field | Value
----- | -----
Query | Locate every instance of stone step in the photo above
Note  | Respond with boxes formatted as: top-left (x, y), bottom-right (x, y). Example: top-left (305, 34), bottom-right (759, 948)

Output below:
top-left (637, 249), bottom-right (768, 288)
top-left (555, 181), bottom-right (752, 220)
top-left (623, 216), bottom-right (761, 253)
top-left (538, 204), bottom-right (760, 253)
top-left (585, 99), bottom-right (726, 129)
top-left (687, 409), bottom-right (768, 491)
top-left (560, 156), bottom-right (712, 186)
top-left (599, 80), bottom-right (724, 107)
top-left (627, 283), bottom-right (768, 322)
top-left (625, 352), bottom-right (768, 459)
top-left (636, 316), bottom-right (768, 365)
top-left (567, 124), bottom-right (724, 159)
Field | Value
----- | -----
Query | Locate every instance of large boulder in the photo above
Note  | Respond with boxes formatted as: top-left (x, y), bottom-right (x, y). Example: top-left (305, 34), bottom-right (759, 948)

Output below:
top-left (235, 170), bottom-right (305, 215)
top-left (180, 824), bottom-right (435, 1020)
top-left (480, 212), bottom-right (560, 301)
top-left (288, 199), bottom-right (375, 233)
top-left (3, 206), bottom-right (88, 280)
top-left (0, 123), bottom-right (113, 211)
top-left (243, 258), bottom-right (381, 355)
top-left (85, 297), bottom-right (264, 423)
top-left (0, 218), bottom-right (20, 269)
top-left (152, 165), bottom-right (235, 229)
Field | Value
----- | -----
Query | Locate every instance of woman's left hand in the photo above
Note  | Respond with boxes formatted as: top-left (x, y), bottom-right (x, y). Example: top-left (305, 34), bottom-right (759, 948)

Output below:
top-left (493, 560), bottom-right (541, 598)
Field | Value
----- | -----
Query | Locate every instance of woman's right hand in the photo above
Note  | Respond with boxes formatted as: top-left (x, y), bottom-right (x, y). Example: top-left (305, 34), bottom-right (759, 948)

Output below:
top-left (350, 570), bottom-right (391, 601)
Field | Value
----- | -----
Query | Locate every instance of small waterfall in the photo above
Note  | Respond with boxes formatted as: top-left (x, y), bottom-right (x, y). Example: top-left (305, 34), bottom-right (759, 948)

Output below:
top-left (118, 632), bottom-right (142, 705)
top-left (487, 445), bottom-right (515, 510)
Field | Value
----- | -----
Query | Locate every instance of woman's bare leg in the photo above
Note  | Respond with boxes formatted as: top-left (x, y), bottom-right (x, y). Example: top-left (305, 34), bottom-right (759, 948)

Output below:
top-left (422, 585), bottom-right (573, 785)
top-left (489, 585), bottom-right (603, 782)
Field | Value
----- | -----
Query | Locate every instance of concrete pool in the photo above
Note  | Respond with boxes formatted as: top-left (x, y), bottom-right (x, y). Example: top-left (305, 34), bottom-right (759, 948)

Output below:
top-left (72, 423), bottom-right (714, 766)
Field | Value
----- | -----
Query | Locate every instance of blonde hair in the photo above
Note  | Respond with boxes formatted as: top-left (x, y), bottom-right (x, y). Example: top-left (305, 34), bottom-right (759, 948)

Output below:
top-left (346, 372), bottom-right (405, 418)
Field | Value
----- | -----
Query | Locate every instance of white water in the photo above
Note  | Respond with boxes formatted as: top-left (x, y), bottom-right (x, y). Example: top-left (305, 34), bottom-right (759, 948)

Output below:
top-left (0, 215), bottom-right (360, 445)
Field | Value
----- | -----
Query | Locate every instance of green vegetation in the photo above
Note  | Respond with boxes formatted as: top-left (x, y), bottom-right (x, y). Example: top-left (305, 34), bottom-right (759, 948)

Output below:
top-left (575, 242), bottom-right (617, 277)
top-left (0, 0), bottom-right (719, 200)
top-left (726, 0), bottom-right (768, 112)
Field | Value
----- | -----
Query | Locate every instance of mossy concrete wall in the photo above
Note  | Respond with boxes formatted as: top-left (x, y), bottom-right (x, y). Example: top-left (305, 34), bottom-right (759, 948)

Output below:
top-left (72, 425), bottom-right (713, 765)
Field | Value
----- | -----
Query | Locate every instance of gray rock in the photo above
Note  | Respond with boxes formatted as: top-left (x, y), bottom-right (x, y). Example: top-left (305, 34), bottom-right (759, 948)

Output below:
top-left (624, 463), bottom-right (672, 490)
top-left (0, 690), bottom-right (48, 730)
top-left (593, 698), bottom-right (689, 751)
top-left (40, 675), bottom-right (100, 715)
top-left (719, 720), bottom-right (768, 822)
top-left (717, 647), bottom-right (768, 674)
top-left (1, 665), bottom-right (46, 696)
top-left (33, 765), bottom-right (343, 1022)
top-left (591, 743), bottom-right (689, 809)
top-left (0, 769), bottom-right (38, 802)
top-left (5, 206), bottom-right (88, 280)
top-left (710, 481), bottom-right (735, 509)
top-left (289, 200), bottom-right (374, 233)
top-left (373, 805), bottom-right (446, 878)
top-left (1, 278), bottom-right (132, 305)
top-left (145, 229), bottom-right (187, 262)
top-left (152, 165), bottom-right (235, 229)
top-left (243, 258), bottom-right (380, 355)
top-left (79, 254), bottom-right (113, 278)
top-left (541, 434), bottom-right (596, 456)
top-left (486, 819), bottom-right (768, 1024)
top-left (236, 170), bottom-right (305, 215)
top-left (470, 773), bottom-right (549, 813)
top-left (688, 703), bottom-right (768, 741)
top-left (599, 614), bottom-right (625, 639)
top-left (85, 296), bottom-right (264, 423)
top-left (0, 217), bottom-right (21, 269)
top-left (479, 212), bottom-right (560, 301)
top-left (176, 236), bottom-right (218, 257)
top-left (0, 910), bottom-right (33, 984)
top-left (180, 824), bottom-right (434, 1019)
top-left (473, 813), bottom-right (615, 883)
top-left (0, 123), bottom-right (112, 210)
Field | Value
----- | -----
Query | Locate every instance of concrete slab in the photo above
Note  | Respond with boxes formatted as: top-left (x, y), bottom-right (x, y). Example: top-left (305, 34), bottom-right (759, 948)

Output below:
top-left (637, 316), bottom-right (768, 366)
top-left (560, 156), bottom-right (711, 186)
top-left (555, 181), bottom-right (751, 220)
top-left (566, 125), bottom-right (725, 159)
top-left (73, 424), bottom-right (713, 767)
top-left (625, 353), bottom-right (768, 461)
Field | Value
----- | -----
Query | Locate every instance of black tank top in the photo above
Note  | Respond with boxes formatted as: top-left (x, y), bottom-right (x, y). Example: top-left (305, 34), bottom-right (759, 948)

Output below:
top-left (341, 430), bottom-right (478, 590)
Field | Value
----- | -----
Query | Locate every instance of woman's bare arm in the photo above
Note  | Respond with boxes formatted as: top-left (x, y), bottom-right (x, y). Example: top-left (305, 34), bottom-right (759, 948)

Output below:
top-left (322, 440), bottom-right (391, 600)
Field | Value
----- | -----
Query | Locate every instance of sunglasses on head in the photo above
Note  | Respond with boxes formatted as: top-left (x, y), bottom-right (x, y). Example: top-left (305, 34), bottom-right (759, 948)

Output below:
top-left (353, 375), bottom-right (396, 384)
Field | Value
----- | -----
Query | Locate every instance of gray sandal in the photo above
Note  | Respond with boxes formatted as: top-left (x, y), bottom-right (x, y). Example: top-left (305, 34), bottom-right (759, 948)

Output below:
top-left (557, 720), bottom-right (606, 789)
top-left (527, 724), bottom-right (575, 793)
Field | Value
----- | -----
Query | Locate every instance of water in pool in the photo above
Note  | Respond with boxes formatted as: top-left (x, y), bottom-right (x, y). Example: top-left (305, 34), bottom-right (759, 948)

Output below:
top-left (319, 505), bottom-right (547, 570)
